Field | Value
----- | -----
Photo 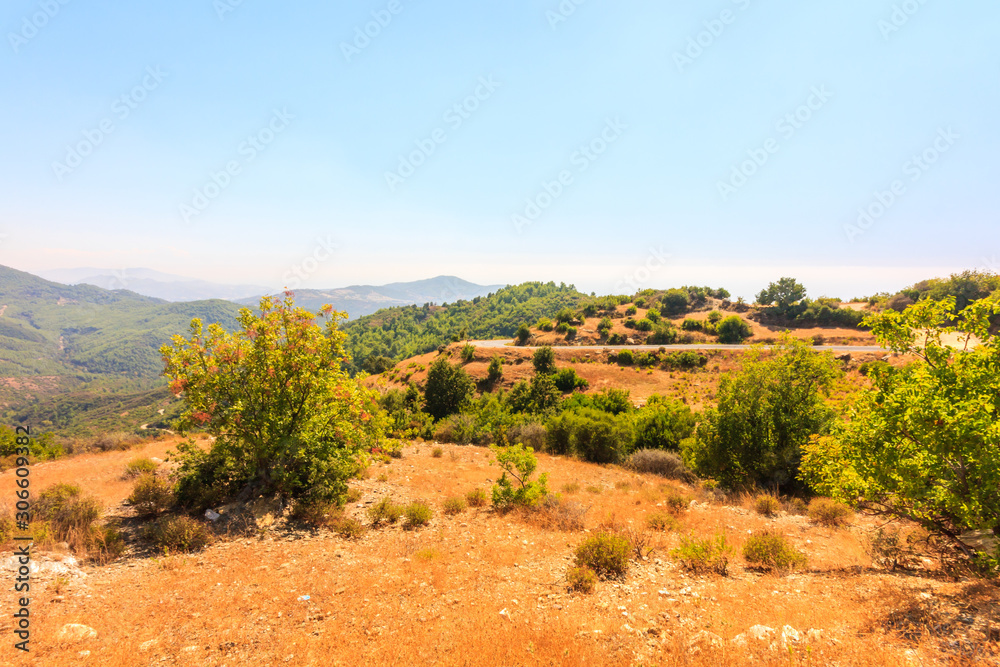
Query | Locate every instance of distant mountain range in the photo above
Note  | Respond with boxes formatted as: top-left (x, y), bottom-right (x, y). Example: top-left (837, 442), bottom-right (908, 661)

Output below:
top-left (35, 268), bottom-right (503, 320)
top-left (36, 267), bottom-right (271, 303)
top-left (239, 276), bottom-right (504, 319)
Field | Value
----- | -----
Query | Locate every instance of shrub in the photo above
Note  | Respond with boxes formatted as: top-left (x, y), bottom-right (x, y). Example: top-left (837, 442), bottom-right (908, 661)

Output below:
top-left (635, 318), bottom-right (653, 332)
top-left (614, 349), bottom-right (634, 366)
top-left (368, 497), bottom-right (404, 526)
top-left (434, 414), bottom-right (475, 445)
top-left (660, 289), bottom-right (690, 315)
top-left (864, 525), bottom-right (930, 571)
top-left (715, 315), bottom-right (753, 344)
top-left (404, 501), bottom-right (432, 529)
top-left (460, 344), bottom-right (475, 362)
top-left (807, 498), bottom-right (853, 527)
top-left (290, 498), bottom-right (340, 527)
top-left (647, 323), bottom-right (679, 345)
top-left (515, 323), bottom-right (531, 344)
top-left (123, 457), bottom-right (158, 479)
top-left (784, 497), bottom-right (808, 515)
top-left (34, 484), bottom-right (102, 550)
top-left (465, 488), bottom-right (487, 508)
top-left (646, 308), bottom-right (661, 323)
top-left (597, 317), bottom-right (613, 336)
top-left (88, 524), bottom-right (127, 564)
top-left (554, 307), bottom-right (575, 324)
top-left (490, 444), bottom-right (549, 510)
top-left (526, 495), bottom-right (588, 532)
top-left (664, 492), bottom-right (690, 514)
top-left (625, 449), bottom-right (695, 482)
top-left (555, 322), bottom-right (569, 334)
top-left (586, 485), bottom-right (602, 494)
top-left (564, 326), bottom-right (577, 340)
top-left (145, 516), bottom-right (212, 553)
top-left (442, 496), bottom-right (467, 515)
top-left (331, 516), bottom-right (365, 540)
top-left (707, 310), bottom-right (723, 324)
top-left (742, 530), bottom-right (808, 571)
top-left (672, 533), bottom-right (732, 575)
top-left (647, 511), bottom-right (680, 532)
top-left (632, 399), bottom-right (696, 451)
top-left (625, 305), bottom-right (638, 316)
top-left (431, 446), bottom-right (444, 458)
top-left (508, 422), bottom-right (547, 452)
top-left (536, 317), bottom-right (554, 331)
top-left (575, 532), bottom-right (630, 579)
top-left (532, 346), bottom-right (556, 374)
top-left (546, 407), bottom-right (633, 464)
top-left (127, 475), bottom-right (174, 516)
top-left (487, 356), bottom-right (504, 384)
top-left (553, 368), bottom-right (588, 392)
top-left (754, 494), bottom-right (781, 517)
top-left (567, 566), bottom-right (597, 593)
top-left (681, 319), bottom-right (703, 331)
top-left (346, 487), bottom-right (363, 503)
top-left (561, 482), bottom-right (580, 494)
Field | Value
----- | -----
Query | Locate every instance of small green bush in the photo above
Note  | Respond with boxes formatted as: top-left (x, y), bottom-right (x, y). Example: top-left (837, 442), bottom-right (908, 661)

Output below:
top-left (615, 350), bottom-right (634, 366)
top-left (145, 516), bottom-right (212, 553)
top-left (368, 497), bottom-right (404, 526)
top-left (442, 496), bottom-right (467, 515)
top-left (567, 566), bottom-right (597, 593)
top-left (625, 449), bottom-right (695, 482)
top-left (575, 532), bottom-right (630, 579)
top-left (664, 492), bottom-right (690, 514)
top-left (754, 494), bottom-right (781, 517)
top-left (460, 344), bottom-right (475, 363)
top-left (672, 533), bottom-right (732, 575)
top-left (553, 368), bottom-right (588, 392)
top-left (331, 516), bottom-right (366, 540)
top-left (715, 315), bottom-right (753, 344)
top-left (487, 356), bottom-right (504, 384)
top-left (432, 446), bottom-right (444, 458)
top-left (537, 317), bottom-right (554, 331)
top-left (807, 498), bottom-right (853, 527)
top-left (742, 530), bottom-right (808, 571)
top-left (533, 346), bottom-right (556, 374)
top-left (465, 488), bottom-right (488, 508)
top-left (681, 319), bottom-right (703, 331)
top-left (490, 444), bottom-right (549, 510)
top-left (647, 511), bottom-right (680, 532)
top-left (127, 475), bottom-right (174, 516)
top-left (625, 305), bottom-right (638, 316)
top-left (123, 457), bottom-right (158, 479)
top-left (404, 501), bottom-right (433, 529)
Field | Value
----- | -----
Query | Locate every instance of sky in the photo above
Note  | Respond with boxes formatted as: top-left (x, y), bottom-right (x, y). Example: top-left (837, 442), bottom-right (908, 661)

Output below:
top-left (1, 0), bottom-right (998, 300)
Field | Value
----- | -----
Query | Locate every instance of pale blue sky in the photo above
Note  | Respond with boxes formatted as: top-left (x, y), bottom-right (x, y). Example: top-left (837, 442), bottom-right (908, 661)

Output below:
top-left (1, 1), bottom-right (997, 299)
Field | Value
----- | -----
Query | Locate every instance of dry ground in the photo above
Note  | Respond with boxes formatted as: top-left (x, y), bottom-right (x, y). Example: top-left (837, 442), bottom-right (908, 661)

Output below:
top-left (1, 439), bottom-right (997, 666)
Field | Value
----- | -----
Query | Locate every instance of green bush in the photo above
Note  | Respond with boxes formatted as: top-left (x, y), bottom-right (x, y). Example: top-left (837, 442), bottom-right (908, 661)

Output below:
top-left (368, 497), bottom-right (404, 526)
top-left (555, 322), bottom-right (569, 334)
top-left (516, 324), bottom-right (531, 345)
top-left (646, 308), bottom-right (661, 323)
top-left (567, 566), bottom-right (597, 593)
top-left (614, 350), bottom-right (634, 365)
top-left (715, 316), bottom-right (753, 344)
top-left (460, 344), bottom-right (475, 362)
top-left (681, 319), bottom-right (703, 331)
top-left (635, 318), bottom-right (653, 332)
top-left (88, 524), bottom-right (127, 564)
top-left (507, 422), bottom-right (547, 452)
top-left (487, 356), bottom-right (504, 384)
top-left (145, 515), bottom-right (212, 553)
top-left (290, 498), bottom-right (341, 527)
top-left (742, 530), bottom-right (807, 571)
top-left (553, 368), bottom-right (588, 392)
top-left (431, 446), bottom-right (444, 458)
top-left (660, 289), bottom-right (690, 315)
top-left (442, 496), bottom-right (467, 515)
top-left (625, 305), bottom-right (638, 316)
top-left (434, 414), bottom-right (475, 444)
top-left (597, 317), bottom-right (613, 336)
top-left (490, 444), bottom-right (550, 510)
top-left (127, 475), bottom-right (174, 516)
top-left (331, 516), bottom-right (366, 540)
top-left (633, 398), bottom-right (696, 451)
top-left (404, 501), bottom-right (433, 529)
top-left (465, 488), bottom-right (488, 508)
top-left (754, 494), bottom-right (781, 517)
top-left (807, 498), bottom-right (853, 527)
top-left (647, 323), bottom-right (679, 345)
top-left (546, 407), bottom-right (633, 464)
top-left (533, 346), bottom-right (556, 374)
top-left (123, 457), bottom-right (158, 479)
top-left (564, 326), bottom-right (577, 340)
top-left (34, 484), bottom-right (103, 550)
top-left (660, 351), bottom-right (707, 370)
top-left (537, 317), bottom-right (554, 332)
top-left (575, 532), bottom-right (630, 579)
top-left (555, 307), bottom-right (575, 324)
top-left (672, 533), bottom-right (732, 575)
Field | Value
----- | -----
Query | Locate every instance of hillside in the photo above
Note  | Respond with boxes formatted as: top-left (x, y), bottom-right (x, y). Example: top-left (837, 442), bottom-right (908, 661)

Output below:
top-left (241, 275), bottom-right (504, 320)
top-left (37, 267), bottom-right (270, 303)
top-left (3, 436), bottom-right (995, 665)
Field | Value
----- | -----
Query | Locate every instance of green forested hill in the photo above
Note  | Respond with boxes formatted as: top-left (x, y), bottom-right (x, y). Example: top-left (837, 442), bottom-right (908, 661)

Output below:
top-left (0, 264), bottom-right (241, 380)
top-left (342, 281), bottom-right (590, 372)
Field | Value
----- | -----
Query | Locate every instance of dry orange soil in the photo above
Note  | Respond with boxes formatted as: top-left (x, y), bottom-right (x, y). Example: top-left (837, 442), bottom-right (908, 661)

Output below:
top-left (1, 438), bottom-right (997, 666)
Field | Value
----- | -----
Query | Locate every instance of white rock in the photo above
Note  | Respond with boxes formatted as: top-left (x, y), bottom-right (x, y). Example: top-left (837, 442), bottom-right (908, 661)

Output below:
top-left (58, 624), bottom-right (97, 642)
top-left (748, 625), bottom-right (775, 641)
top-left (781, 625), bottom-right (801, 645)
top-left (140, 639), bottom-right (158, 651)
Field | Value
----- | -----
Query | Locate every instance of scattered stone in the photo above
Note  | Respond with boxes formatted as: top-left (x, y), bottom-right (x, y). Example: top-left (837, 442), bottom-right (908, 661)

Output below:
top-left (748, 625), bottom-right (775, 641)
top-left (58, 624), bottom-right (97, 642)
top-left (140, 639), bottom-right (158, 651)
top-left (781, 625), bottom-right (801, 645)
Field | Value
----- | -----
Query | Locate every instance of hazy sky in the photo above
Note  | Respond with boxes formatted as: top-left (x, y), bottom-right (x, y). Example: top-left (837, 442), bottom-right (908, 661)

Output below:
top-left (1, 1), bottom-right (997, 299)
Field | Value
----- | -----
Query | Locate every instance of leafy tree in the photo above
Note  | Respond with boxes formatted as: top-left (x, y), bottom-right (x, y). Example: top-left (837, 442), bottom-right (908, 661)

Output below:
top-left (160, 295), bottom-right (385, 505)
top-left (515, 323), bottom-right (531, 345)
top-left (756, 277), bottom-right (807, 310)
top-left (423, 357), bottom-right (475, 421)
top-left (552, 367), bottom-right (588, 392)
top-left (545, 407), bottom-right (633, 463)
top-left (362, 355), bottom-right (395, 375)
top-left (715, 315), bottom-right (753, 344)
top-left (490, 443), bottom-right (549, 509)
top-left (532, 346), bottom-right (556, 374)
top-left (633, 397), bottom-right (696, 451)
top-left (597, 316), bottom-right (613, 336)
top-left (801, 295), bottom-right (1000, 562)
top-left (506, 373), bottom-right (560, 415)
top-left (660, 289), bottom-right (690, 315)
top-left (683, 338), bottom-right (840, 490)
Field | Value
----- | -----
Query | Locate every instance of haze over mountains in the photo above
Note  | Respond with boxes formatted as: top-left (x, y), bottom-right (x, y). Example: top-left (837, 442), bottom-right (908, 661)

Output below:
top-left (35, 268), bottom-right (502, 320)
